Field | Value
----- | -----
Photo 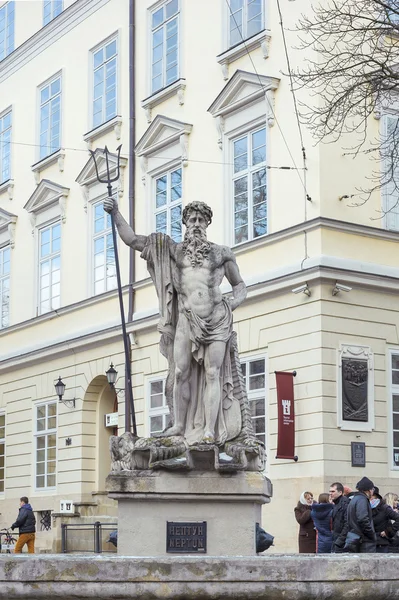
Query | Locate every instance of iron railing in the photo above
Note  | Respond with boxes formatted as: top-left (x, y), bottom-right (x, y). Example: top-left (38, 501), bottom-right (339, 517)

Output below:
top-left (61, 521), bottom-right (117, 554)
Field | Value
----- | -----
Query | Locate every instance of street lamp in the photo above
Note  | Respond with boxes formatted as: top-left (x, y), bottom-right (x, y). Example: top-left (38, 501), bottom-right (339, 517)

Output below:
top-left (106, 363), bottom-right (118, 388)
top-left (54, 376), bottom-right (76, 408)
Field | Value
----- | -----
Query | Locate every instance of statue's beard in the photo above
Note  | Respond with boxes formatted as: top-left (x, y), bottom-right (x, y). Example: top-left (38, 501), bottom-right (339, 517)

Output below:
top-left (182, 228), bottom-right (210, 267)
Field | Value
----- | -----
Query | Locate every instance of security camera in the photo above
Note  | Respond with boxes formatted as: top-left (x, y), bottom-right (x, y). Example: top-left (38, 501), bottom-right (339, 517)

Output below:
top-left (332, 282), bottom-right (352, 296)
top-left (292, 284), bottom-right (311, 296)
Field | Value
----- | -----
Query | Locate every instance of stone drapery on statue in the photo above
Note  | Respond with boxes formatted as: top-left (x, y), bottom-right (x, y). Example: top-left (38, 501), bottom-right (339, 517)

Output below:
top-left (141, 232), bottom-right (241, 446)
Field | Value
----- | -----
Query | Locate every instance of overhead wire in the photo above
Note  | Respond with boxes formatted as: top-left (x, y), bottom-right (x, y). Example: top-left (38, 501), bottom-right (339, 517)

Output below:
top-left (0, 137), bottom-right (305, 170)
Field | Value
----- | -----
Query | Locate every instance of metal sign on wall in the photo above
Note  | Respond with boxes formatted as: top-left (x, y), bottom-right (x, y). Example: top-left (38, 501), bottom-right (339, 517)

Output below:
top-left (166, 522), bottom-right (207, 553)
top-left (351, 442), bottom-right (366, 467)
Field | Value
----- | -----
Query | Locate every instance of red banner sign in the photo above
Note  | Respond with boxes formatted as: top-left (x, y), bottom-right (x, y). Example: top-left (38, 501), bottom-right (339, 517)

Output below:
top-left (275, 371), bottom-right (297, 460)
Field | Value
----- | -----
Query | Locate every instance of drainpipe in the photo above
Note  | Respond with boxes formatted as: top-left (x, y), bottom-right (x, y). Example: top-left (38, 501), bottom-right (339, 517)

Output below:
top-left (126, 0), bottom-right (136, 432)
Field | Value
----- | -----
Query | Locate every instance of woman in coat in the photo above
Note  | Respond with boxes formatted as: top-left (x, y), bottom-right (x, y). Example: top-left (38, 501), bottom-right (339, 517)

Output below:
top-left (311, 493), bottom-right (333, 553)
top-left (372, 487), bottom-right (399, 553)
top-left (294, 491), bottom-right (316, 553)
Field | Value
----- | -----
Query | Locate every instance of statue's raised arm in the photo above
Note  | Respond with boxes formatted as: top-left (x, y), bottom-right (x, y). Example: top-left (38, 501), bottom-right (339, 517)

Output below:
top-left (103, 197), bottom-right (148, 252)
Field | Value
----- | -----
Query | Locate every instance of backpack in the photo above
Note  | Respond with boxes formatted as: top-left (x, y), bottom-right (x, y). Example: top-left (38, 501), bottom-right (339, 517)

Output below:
top-left (256, 523), bottom-right (274, 552)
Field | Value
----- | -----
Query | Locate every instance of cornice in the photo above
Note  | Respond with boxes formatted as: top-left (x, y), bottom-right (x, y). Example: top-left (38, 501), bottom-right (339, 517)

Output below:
top-left (0, 0), bottom-right (111, 84)
top-left (233, 216), bottom-right (399, 256)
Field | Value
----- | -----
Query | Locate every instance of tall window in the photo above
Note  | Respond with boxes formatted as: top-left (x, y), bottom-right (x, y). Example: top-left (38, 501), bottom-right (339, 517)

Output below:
top-left (0, 110), bottom-right (11, 183)
top-left (148, 379), bottom-right (169, 436)
top-left (155, 167), bottom-right (182, 242)
top-left (382, 114), bottom-right (399, 231)
top-left (92, 38), bottom-right (117, 129)
top-left (241, 357), bottom-right (266, 446)
top-left (151, 0), bottom-right (179, 94)
top-left (93, 202), bottom-right (116, 295)
top-left (39, 76), bottom-right (61, 160)
top-left (0, 1), bottom-right (14, 61)
top-left (233, 127), bottom-right (267, 245)
top-left (228, 0), bottom-right (263, 47)
top-left (39, 222), bottom-right (61, 314)
top-left (0, 245), bottom-right (10, 329)
top-left (35, 402), bottom-right (57, 489)
top-left (0, 413), bottom-right (5, 493)
top-left (391, 353), bottom-right (399, 467)
top-left (43, 0), bottom-right (63, 25)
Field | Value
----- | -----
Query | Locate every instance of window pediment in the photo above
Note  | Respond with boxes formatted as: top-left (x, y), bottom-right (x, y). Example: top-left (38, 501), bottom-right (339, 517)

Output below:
top-left (76, 148), bottom-right (127, 188)
top-left (208, 69), bottom-right (280, 126)
top-left (135, 114), bottom-right (193, 158)
top-left (75, 148), bottom-right (128, 211)
top-left (24, 179), bottom-right (69, 215)
top-left (0, 207), bottom-right (17, 248)
top-left (24, 179), bottom-right (70, 231)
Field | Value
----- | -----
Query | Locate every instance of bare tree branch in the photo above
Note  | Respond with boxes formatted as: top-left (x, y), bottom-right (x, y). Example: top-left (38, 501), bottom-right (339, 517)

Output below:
top-left (294, 0), bottom-right (399, 212)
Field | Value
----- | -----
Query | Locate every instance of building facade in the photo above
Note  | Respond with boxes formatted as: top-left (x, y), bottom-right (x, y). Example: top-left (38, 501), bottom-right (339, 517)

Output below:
top-left (1, 0), bottom-right (399, 552)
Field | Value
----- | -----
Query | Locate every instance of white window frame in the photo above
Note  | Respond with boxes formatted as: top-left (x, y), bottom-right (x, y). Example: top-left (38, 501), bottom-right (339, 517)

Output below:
top-left (92, 199), bottom-right (117, 295)
top-left (150, 0), bottom-right (180, 95)
top-left (34, 401), bottom-right (57, 491)
top-left (38, 220), bottom-right (61, 315)
top-left (90, 34), bottom-right (118, 130)
top-left (226, 0), bottom-right (265, 48)
top-left (0, 412), bottom-right (5, 494)
top-left (43, 0), bottom-right (63, 26)
top-left (147, 376), bottom-right (169, 436)
top-left (0, 244), bottom-right (10, 329)
top-left (337, 343), bottom-right (375, 432)
top-left (0, 107), bottom-right (11, 184)
top-left (388, 348), bottom-right (399, 471)
top-left (153, 166), bottom-right (183, 242)
top-left (231, 124), bottom-right (267, 246)
top-left (38, 73), bottom-right (62, 161)
top-left (0, 1), bottom-right (14, 62)
top-left (240, 354), bottom-right (267, 458)
top-left (381, 112), bottom-right (399, 231)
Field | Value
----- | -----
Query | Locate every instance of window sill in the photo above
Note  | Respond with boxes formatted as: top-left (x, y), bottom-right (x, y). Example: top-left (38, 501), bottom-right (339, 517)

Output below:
top-left (0, 178), bottom-right (14, 200)
top-left (141, 79), bottom-right (186, 123)
top-left (31, 149), bottom-right (65, 184)
top-left (83, 116), bottom-right (122, 149)
top-left (217, 30), bottom-right (271, 80)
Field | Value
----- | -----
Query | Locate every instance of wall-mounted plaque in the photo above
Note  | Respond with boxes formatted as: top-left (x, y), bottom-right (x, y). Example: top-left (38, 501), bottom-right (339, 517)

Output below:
top-left (351, 441), bottom-right (366, 467)
top-left (338, 345), bottom-right (374, 432)
top-left (342, 359), bottom-right (368, 422)
top-left (166, 522), bottom-right (207, 553)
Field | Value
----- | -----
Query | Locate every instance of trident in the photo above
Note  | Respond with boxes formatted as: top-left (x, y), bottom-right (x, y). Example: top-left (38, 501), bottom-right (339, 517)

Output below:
top-left (89, 145), bottom-right (136, 436)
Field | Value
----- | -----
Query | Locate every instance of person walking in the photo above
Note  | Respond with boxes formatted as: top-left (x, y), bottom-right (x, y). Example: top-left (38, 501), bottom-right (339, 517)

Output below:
top-left (344, 477), bottom-right (376, 553)
top-left (329, 481), bottom-right (350, 553)
top-left (294, 491), bottom-right (316, 553)
top-left (371, 487), bottom-right (399, 553)
top-left (11, 496), bottom-right (36, 554)
top-left (311, 493), bottom-right (333, 553)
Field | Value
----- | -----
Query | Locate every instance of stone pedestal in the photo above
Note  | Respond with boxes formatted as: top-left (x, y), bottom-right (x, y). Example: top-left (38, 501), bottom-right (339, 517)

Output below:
top-left (107, 470), bottom-right (272, 556)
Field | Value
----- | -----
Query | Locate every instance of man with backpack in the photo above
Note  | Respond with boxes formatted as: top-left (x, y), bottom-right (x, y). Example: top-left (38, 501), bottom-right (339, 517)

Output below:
top-left (344, 477), bottom-right (376, 553)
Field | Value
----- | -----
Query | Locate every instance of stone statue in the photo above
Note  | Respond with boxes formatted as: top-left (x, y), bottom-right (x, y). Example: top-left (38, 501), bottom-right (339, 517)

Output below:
top-left (104, 198), bottom-right (263, 471)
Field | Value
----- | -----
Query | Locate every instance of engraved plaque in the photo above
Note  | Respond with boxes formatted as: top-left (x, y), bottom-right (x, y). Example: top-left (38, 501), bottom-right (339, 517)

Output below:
top-left (342, 359), bottom-right (368, 422)
top-left (351, 442), bottom-right (366, 467)
top-left (166, 521), bottom-right (207, 553)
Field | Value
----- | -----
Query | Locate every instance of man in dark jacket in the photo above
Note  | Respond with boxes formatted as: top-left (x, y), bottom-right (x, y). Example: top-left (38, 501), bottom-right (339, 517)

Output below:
top-left (11, 496), bottom-right (36, 553)
top-left (345, 477), bottom-right (376, 553)
top-left (329, 481), bottom-right (349, 552)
